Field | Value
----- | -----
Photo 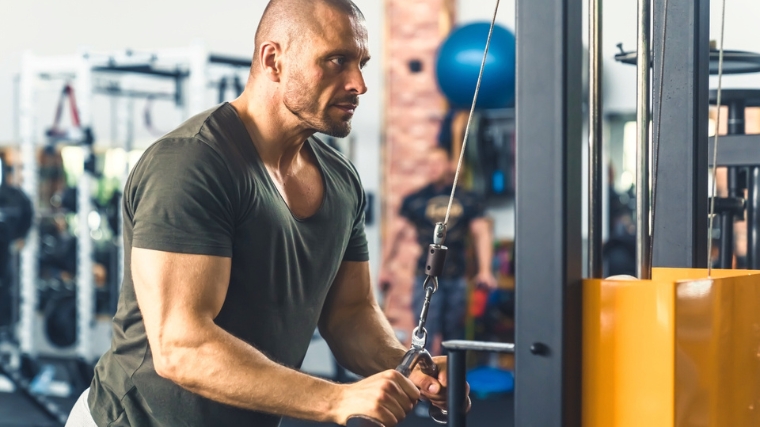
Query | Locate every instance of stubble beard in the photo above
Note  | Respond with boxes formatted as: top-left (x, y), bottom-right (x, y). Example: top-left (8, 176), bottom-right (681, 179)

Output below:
top-left (283, 72), bottom-right (354, 138)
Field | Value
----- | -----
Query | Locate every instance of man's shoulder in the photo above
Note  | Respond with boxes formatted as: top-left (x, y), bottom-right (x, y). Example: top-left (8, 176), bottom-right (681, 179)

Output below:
top-left (140, 135), bottom-right (224, 167)
top-left (310, 136), bottom-right (362, 183)
top-left (405, 184), bottom-right (434, 201)
top-left (456, 188), bottom-right (484, 205)
top-left (161, 104), bottom-right (226, 141)
top-left (127, 136), bottom-right (234, 199)
top-left (138, 104), bottom-right (248, 175)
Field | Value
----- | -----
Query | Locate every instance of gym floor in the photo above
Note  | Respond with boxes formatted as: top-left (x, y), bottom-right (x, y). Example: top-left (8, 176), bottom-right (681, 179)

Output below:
top-left (0, 389), bottom-right (513, 426)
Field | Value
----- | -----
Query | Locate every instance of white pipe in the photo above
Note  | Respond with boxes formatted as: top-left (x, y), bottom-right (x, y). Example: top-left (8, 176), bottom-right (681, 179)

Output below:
top-left (18, 51), bottom-right (38, 356)
top-left (76, 53), bottom-right (95, 361)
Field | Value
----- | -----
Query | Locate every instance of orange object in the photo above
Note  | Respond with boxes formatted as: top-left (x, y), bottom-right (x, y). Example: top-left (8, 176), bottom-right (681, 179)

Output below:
top-left (583, 268), bottom-right (760, 427)
top-left (469, 285), bottom-right (489, 318)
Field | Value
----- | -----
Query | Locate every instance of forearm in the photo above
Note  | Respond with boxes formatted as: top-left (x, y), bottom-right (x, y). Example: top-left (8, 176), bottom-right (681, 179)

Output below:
top-left (381, 230), bottom-right (402, 268)
top-left (160, 323), bottom-right (340, 423)
top-left (321, 301), bottom-right (407, 377)
top-left (382, 219), bottom-right (413, 268)
top-left (473, 227), bottom-right (493, 274)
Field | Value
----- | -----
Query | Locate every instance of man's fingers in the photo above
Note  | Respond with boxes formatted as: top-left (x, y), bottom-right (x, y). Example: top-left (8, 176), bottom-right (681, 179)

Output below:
top-left (416, 373), bottom-right (442, 394)
top-left (389, 371), bottom-right (421, 402)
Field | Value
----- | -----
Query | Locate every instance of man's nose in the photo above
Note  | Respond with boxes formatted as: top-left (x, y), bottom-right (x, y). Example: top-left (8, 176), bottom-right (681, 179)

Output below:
top-left (346, 65), bottom-right (368, 95)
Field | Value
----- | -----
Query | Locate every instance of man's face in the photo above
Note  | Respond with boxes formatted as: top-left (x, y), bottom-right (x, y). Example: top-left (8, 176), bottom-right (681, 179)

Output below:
top-left (282, 8), bottom-right (370, 138)
top-left (428, 150), bottom-right (452, 184)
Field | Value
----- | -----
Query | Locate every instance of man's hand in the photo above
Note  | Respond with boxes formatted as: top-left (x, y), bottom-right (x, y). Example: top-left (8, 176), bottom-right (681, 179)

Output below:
top-left (474, 270), bottom-right (498, 290)
top-left (408, 356), bottom-right (471, 413)
top-left (332, 370), bottom-right (420, 426)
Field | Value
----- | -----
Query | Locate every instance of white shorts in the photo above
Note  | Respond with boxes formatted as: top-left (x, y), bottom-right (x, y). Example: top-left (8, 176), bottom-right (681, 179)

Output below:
top-left (65, 388), bottom-right (99, 427)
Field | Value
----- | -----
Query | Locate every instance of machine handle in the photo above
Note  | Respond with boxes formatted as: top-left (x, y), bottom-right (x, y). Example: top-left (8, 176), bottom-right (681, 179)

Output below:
top-left (346, 350), bottom-right (447, 426)
top-left (346, 415), bottom-right (384, 427)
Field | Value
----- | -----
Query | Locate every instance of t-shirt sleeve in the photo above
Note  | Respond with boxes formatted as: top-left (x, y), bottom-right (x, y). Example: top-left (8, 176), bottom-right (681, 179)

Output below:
top-left (128, 138), bottom-right (236, 257)
top-left (399, 194), bottom-right (415, 222)
top-left (471, 194), bottom-right (487, 220)
top-left (342, 168), bottom-right (370, 262)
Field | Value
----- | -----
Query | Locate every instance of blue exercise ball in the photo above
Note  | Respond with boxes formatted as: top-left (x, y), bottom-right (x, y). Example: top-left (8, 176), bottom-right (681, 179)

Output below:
top-left (435, 22), bottom-right (516, 109)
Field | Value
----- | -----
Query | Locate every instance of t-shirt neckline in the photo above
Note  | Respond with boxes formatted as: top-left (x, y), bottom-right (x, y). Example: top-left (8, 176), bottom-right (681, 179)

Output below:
top-left (221, 102), bottom-right (329, 222)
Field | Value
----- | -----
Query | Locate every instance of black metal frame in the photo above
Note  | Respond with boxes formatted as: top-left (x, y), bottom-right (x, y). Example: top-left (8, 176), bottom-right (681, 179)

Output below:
top-left (514, 0), bottom-right (583, 425)
top-left (709, 134), bottom-right (760, 166)
top-left (651, 0), bottom-right (710, 268)
top-left (441, 341), bottom-right (515, 427)
top-left (444, 0), bottom-right (715, 424)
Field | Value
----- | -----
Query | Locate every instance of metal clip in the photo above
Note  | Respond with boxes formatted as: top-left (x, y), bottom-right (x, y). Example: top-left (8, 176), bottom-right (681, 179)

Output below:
top-left (411, 326), bottom-right (427, 349)
top-left (433, 222), bottom-right (447, 246)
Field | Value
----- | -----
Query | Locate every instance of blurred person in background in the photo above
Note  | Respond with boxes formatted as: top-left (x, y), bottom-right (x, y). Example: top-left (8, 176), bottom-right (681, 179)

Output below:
top-left (381, 146), bottom-right (497, 355)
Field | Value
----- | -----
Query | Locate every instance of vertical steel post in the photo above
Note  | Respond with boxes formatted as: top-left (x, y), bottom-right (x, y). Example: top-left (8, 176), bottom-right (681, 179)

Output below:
top-left (515, 0), bottom-right (583, 423)
top-left (18, 51), bottom-right (38, 356)
top-left (588, 0), bottom-right (604, 278)
top-left (636, 0), bottom-right (652, 279)
top-left (76, 54), bottom-right (95, 361)
top-left (651, 0), bottom-right (709, 269)
top-left (447, 349), bottom-right (467, 427)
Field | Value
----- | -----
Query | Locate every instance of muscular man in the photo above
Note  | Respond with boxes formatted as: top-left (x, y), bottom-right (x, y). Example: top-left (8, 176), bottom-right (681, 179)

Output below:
top-left (381, 147), bottom-right (496, 355)
top-left (66, 1), bottom-right (466, 426)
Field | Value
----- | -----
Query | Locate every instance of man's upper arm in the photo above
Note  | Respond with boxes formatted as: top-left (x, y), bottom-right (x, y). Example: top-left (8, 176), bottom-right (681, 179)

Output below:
top-left (129, 139), bottom-right (236, 257)
top-left (397, 216), bottom-right (415, 240)
top-left (469, 217), bottom-right (491, 236)
top-left (127, 138), bottom-right (237, 375)
top-left (318, 261), bottom-right (373, 333)
top-left (132, 248), bottom-right (231, 375)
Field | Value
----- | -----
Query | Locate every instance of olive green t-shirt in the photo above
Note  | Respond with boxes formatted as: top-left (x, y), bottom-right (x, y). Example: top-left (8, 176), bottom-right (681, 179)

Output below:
top-left (88, 103), bottom-right (369, 427)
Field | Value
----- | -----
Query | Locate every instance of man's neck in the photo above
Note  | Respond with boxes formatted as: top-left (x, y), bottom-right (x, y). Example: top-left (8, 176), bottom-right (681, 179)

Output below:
top-left (432, 180), bottom-right (452, 191)
top-left (230, 89), bottom-right (314, 174)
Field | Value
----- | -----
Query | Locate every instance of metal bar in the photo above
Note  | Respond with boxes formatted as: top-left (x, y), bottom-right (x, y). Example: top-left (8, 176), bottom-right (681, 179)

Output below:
top-left (92, 65), bottom-right (189, 79)
top-left (748, 167), bottom-right (760, 269)
top-left (636, 0), bottom-right (651, 279)
top-left (588, 0), bottom-right (603, 278)
top-left (18, 51), bottom-right (38, 356)
top-left (93, 87), bottom-right (177, 101)
top-left (719, 212), bottom-right (734, 268)
top-left (441, 340), bottom-right (515, 353)
top-left (515, 0), bottom-right (583, 423)
top-left (447, 349), bottom-right (467, 427)
top-left (708, 134), bottom-right (760, 166)
top-left (208, 54), bottom-right (252, 68)
top-left (718, 101), bottom-right (745, 268)
top-left (728, 100), bottom-right (746, 134)
top-left (76, 55), bottom-right (95, 362)
top-left (651, 0), bottom-right (710, 269)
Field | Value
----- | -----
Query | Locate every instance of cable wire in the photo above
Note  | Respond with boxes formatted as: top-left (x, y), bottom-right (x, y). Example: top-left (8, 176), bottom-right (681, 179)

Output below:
top-left (707, 0), bottom-right (728, 277)
top-left (649, 0), bottom-right (670, 271)
top-left (444, 0), bottom-right (501, 227)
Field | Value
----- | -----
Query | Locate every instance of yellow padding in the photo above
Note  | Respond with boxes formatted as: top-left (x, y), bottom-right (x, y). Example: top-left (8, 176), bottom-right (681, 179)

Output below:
top-left (582, 268), bottom-right (760, 427)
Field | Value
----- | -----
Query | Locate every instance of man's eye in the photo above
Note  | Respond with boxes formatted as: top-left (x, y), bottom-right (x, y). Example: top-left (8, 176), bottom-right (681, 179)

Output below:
top-left (331, 57), bottom-right (346, 66)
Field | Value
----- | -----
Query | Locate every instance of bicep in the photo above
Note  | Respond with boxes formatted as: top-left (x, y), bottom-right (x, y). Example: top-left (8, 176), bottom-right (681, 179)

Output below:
top-left (132, 248), bottom-right (231, 355)
top-left (318, 261), bottom-right (374, 331)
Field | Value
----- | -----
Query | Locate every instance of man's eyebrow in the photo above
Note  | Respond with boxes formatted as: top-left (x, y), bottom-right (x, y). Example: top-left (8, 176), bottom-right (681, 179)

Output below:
top-left (324, 49), bottom-right (371, 63)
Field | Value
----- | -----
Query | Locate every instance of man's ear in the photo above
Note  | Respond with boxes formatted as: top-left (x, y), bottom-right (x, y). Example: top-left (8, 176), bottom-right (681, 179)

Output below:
top-left (258, 42), bottom-right (282, 82)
